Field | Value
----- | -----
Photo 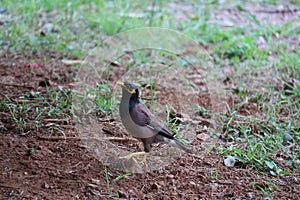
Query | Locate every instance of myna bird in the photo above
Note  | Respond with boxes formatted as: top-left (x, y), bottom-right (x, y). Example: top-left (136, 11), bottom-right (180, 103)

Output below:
top-left (117, 81), bottom-right (192, 162)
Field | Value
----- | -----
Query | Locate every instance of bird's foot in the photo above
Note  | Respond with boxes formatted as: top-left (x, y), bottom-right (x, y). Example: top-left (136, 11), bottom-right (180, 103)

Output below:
top-left (119, 151), bottom-right (149, 170)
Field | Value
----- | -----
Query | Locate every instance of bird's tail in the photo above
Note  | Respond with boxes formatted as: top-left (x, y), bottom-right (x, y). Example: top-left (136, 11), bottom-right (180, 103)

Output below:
top-left (170, 139), bottom-right (193, 154)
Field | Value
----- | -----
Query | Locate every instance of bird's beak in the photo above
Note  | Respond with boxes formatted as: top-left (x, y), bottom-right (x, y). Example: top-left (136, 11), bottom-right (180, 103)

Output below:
top-left (117, 81), bottom-right (125, 87)
top-left (117, 81), bottom-right (137, 94)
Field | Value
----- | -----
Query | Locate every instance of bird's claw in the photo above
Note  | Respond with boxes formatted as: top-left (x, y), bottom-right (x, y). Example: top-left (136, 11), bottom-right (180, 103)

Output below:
top-left (119, 151), bottom-right (149, 170)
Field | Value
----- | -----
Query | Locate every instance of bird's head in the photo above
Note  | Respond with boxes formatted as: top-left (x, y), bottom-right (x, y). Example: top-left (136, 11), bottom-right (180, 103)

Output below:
top-left (117, 81), bottom-right (140, 94)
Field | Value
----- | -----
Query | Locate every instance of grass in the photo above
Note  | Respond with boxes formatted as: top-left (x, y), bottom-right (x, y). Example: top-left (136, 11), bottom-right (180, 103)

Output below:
top-left (0, 0), bottom-right (299, 196)
top-left (104, 165), bottom-right (132, 197)
top-left (0, 87), bottom-right (72, 133)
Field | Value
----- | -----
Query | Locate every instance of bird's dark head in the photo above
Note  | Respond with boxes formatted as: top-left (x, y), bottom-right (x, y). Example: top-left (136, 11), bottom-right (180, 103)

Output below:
top-left (117, 81), bottom-right (139, 94)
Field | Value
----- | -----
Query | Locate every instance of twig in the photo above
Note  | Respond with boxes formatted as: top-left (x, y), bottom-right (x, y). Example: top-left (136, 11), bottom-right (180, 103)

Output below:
top-left (98, 118), bottom-right (115, 122)
top-left (37, 136), bottom-right (138, 142)
top-left (12, 99), bottom-right (40, 103)
top-left (0, 111), bottom-right (11, 116)
top-left (44, 118), bottom-right (70, 122)
top-left (254, 8), bottom-right (300, 14)
top-left (141, 97), bottom-right (158, 101)
top-left (0, 82), bottom-right (34, 89)
top-left (217, 180), bottom-right (233, 185)
top-left (237, 7), bottom-right (300, 14)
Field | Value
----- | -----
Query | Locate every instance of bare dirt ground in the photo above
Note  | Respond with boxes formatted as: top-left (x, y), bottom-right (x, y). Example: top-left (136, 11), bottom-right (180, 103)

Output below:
top-left (0, 52), bottom-right (299, 199)
top-left (1, 3), bottom-right (300, 199)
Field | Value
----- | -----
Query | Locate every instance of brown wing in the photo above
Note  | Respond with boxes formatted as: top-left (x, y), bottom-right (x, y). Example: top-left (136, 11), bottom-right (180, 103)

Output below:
top-left (149, 117), bottom-right (174, 139)
top-left (130, 103), bottom-right (151, 126)
top-left (131, 103), bottom-right (174, 139)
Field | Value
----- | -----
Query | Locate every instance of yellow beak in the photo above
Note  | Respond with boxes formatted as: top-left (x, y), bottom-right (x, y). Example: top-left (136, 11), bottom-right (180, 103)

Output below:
top-left (117, 81), bottom-right (125, 87)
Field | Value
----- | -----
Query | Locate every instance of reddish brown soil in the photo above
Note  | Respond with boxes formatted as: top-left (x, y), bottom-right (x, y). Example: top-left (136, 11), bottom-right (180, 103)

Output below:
top-left (0, 53), bottom-right (299, 199)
